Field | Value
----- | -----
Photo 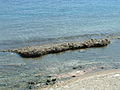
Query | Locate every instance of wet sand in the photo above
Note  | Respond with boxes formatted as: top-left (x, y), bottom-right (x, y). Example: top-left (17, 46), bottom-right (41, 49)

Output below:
top-left (41, 69), bottom-right (120, 90)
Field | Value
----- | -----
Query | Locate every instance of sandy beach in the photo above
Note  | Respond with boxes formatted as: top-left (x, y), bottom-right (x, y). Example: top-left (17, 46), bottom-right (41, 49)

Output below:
top-left (41, 69), bottom-right (120, 90)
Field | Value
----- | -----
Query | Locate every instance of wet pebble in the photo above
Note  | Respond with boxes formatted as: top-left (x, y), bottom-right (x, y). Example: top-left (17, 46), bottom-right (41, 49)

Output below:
top-left (28, 81), bottom-right (36, 85)
top-left (73, 65), bottom-right (83, 70)
top-left (52, 78), bottom-right (56, 82)
top-left (46, 80), bottom-right (51, 83)
top-left (72, 75), bottom-right (76, 77)
top-left (45, 78), bottom-right (57, 85)
top-left (100, 67), bottom-right (104, 69)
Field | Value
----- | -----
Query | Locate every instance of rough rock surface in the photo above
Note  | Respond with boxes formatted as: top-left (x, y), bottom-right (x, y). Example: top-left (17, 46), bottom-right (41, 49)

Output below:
top-left (2, 39), bottom-right (110, 58)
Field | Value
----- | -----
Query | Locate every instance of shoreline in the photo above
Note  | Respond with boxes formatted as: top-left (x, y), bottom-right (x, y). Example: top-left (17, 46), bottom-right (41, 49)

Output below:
top-left (41, 69), bottom-right (120, 90)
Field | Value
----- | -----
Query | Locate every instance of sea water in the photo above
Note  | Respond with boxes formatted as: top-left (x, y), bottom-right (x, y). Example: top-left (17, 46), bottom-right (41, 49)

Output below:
top-left (0, 0), bottom-right (120, 89)
top-left (0, 0), bottom-right (120, 49)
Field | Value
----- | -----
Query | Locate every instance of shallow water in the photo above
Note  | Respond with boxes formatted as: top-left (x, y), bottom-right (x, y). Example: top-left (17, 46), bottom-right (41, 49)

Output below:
top-left (0, 0), bottom-right (120, 89)
top-left (0, 39), bottom-right (120, 89)
top-left (0, 0), bottom-right (120, 49)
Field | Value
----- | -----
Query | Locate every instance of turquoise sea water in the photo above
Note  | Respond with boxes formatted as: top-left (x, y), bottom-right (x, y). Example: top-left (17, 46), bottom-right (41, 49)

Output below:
top-left (0, 0), bottom-right (120, 49)
top-left (0, 0), bottom-right (120, 89)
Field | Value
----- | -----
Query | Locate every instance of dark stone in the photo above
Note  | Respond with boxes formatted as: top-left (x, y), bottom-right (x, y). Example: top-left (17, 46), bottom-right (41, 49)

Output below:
top-left (52, 82), bottom-right (56, 84)
top-left (73, 67), bottom-right (77, 69)
top-left (73, 65), bottom-right (83, 70)
top-left (72, 75), bottom-right (76, 77)
top-left (28, 81), bottom-right (35, 85)
top-left (45, 83), bottom-right (49, 85)
top-left (46, 80), bottom-right (51, 83)
top-left (100, 67), bottom-right (104, 69)
top-left (52, 78), bottom-right (56, 82)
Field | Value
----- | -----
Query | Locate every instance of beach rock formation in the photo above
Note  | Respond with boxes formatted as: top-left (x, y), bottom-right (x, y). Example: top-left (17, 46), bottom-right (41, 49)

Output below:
top-left (2, 39), bottom-right (110, 58)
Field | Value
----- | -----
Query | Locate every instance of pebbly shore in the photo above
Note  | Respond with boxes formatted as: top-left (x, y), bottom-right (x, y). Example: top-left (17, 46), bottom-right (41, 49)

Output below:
top-left (41, 69), bottom-right (120, 90)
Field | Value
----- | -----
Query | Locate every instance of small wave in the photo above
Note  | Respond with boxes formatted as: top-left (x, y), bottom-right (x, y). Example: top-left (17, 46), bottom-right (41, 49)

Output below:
top-left (0, 32), bottom-right (120, 49)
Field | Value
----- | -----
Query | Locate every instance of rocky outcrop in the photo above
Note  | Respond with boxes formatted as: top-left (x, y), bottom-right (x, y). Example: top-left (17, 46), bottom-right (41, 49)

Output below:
top-left (2, 39), bottom-right (110, 58)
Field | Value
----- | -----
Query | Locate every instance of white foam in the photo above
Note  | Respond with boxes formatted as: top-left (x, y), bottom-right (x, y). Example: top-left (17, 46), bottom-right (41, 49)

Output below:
top-left (112, 74), bottom-right (120, 77)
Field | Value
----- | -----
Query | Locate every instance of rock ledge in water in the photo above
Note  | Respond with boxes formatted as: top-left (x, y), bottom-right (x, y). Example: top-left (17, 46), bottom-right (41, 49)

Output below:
top-left (2, 39), bottom-right (110, 58)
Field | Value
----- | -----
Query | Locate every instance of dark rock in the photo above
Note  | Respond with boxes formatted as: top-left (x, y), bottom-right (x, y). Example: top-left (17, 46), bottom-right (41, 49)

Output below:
top-left (73, 65), bottom-right (83, 70)
top-left (45, 83), bottom-right (49, 85)
top-left (52, 78), bottom-right (56, 82)
top-left (100, 67), bottom-right (104, 69)
top-left (28, 86), bottom-right (32, 89)
top-left (73, 67), bottom-right (77, 69)
top-left (46, 80), bottom-right (51, 83)
top-left (72, 75), bottom-right (76, 77)
top-left (28, 81), bottom-right (35, 85)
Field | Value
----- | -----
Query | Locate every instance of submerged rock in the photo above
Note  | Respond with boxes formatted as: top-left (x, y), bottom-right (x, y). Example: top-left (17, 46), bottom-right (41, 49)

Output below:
top-left (100, 67), bottom-right (105, 69)
top-left (2, 39), bottom-right (110, 58)
top-left (73, 65), bottom-right (83, 70)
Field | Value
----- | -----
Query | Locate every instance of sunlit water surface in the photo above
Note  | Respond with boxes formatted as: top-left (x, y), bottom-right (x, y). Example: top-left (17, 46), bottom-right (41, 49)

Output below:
top-left (0, 0), bottom-right (120, 89)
